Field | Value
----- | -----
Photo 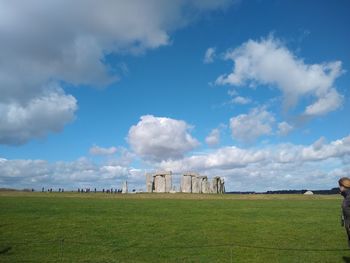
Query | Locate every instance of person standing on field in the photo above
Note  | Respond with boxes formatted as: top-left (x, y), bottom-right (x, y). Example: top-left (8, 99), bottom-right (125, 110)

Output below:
top-left (339, 177), bottom-right (350, 248)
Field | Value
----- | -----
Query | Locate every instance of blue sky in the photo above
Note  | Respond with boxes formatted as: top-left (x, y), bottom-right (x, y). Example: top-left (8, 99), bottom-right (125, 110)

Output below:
top-left (0, 0), bottom-right (349, 191)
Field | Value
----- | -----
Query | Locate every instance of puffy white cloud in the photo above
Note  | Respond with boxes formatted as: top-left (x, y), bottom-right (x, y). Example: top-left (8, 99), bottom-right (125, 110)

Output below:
top-left (159, 146), bottom-right (268, 172)
top-left (216, 36), bottom-right (344, 116)
top-left (89, 145), bottom-right (117, 156)
top-left (0, 86), bottom-right (77, 145)
top-left (231, 96), bottom-right (252, 105)
top-left (128, 115), bottom-right (199, 161)
top-left (304, 89), bottom-right (343, 116)
top-left (1, 134), bottom-right (349, 191)
top-left (298, 136), bottom-right (350, 162)
top-left (230, 107), bottom-right (275, 143)
top-left (0, 157), bottom-right (134, 189)
top-left (277, 121), bottom-right (293, 136)
top-left (227, 89), bottom-right (252, 105)
top-left (205, 128), bottom-right (220, 146)
top-left (0, 0), bottom-right (232, 145)
top-left (203, 47), bottom-right (216, 63)
top-left (0, 0), bottom-right (232, 102)
top-left (158, 134), bottom-right (350, 191)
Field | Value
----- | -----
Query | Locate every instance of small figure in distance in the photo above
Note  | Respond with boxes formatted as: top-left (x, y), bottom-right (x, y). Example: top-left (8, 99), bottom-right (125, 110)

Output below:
top-left (339, 177), bottom-right (350, 248)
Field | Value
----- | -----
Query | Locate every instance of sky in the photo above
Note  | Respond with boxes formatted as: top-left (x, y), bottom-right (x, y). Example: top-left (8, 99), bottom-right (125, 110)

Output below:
top-left (0, 0), bottom-right (349, 192)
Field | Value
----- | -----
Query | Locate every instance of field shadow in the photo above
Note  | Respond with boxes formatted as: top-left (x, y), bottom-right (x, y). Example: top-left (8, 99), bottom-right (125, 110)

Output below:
top-left (0, 246), bottom-right (12, 254)
top-left (343, 256), bottom-right (350, 263)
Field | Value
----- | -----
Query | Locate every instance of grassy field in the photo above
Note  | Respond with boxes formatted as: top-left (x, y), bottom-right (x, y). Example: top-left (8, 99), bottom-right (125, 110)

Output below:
top-left (0, 191), bottom-right (349, 262)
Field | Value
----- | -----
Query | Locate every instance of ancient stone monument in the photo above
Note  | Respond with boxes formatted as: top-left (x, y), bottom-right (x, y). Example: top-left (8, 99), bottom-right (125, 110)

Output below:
top-left (180, 173), bottom-right (224, 194)
top-left (145, 171), bottom-right (224, 194)
top-left (145, 171), bottom-right (172, 193)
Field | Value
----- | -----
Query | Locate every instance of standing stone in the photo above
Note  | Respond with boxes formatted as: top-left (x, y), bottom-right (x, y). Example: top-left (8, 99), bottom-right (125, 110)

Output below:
top-left (165, 173), bottom-right (172, 193)
top-left (218, 178), bottom-right (223, 194)
top-left (146, 173), bottom-right (154, 193)
top-left (211, 177), bottom-right (219, 194)
top-left (151, 171), bottom-right (172, 193)
top-left (201, 177), bottom-right (210, 194)
top-left (221, 179), bottom-right (225, 193)
top-left (122, 181), bottom-right (128, 194)
top-left (192, 176), bottom-right (201, 193)
top-left (181, 174), bottom-right (192, 193)
top-left (154, 175), bottom-right (166, 193)
top-left (198, 176), bottom-right (208, 193)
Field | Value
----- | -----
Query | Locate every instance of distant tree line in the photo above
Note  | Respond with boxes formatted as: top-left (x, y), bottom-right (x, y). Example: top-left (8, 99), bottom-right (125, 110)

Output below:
top-left (227, 187), bottom-right (339, 195)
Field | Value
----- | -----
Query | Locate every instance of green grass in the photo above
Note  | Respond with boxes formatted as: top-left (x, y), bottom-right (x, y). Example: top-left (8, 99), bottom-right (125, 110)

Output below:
top-left (0, 191), bottom-right (349, 262)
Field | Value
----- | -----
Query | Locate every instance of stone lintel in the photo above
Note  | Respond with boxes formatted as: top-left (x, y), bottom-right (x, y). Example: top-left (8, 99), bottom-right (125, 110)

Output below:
top-left (183, 172), bottom-right (199, 177)
top-left (153, 171), bottom-right (172, 177)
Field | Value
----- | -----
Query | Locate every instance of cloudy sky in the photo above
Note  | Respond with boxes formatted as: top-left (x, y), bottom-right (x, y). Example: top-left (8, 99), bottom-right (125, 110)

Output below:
top-left (1, 0), bottom-right (349, 192)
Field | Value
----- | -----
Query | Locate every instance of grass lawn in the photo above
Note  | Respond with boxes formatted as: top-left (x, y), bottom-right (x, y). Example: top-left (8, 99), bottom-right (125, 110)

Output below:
top-left (0, 191), bottom-right (349, 262)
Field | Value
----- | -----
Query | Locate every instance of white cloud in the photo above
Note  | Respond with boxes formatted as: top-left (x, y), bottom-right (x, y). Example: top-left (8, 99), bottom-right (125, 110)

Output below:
top-left (228, 89), bottom-right (238, 97)
top-left (1, 134), bottom-right (349, 191)
top-left (277, 121), bottom-right (293, 136)
top-left (0, 157), bottom-right (134, 189)
top-left (231, 96), bottom-right (252, 105)
top-left (158, 134), bottom-right (350, 191)
top-left (230, 107), bottom-right (275, 143)
top-left (128, 115), bottom-right (199, 161)
top-left (0, 0), bottom-right (232, 145)
top-left (205, 128), bottom-right (220, 146)
top-left (312, 136), bottom-right (326, 151)
top-left (0, 0), bottom-right (232, 102)
top-left (304, 89), bottom-right (343, 116)
top-left (89, 145), bottom-right (117, 156)
top-left (0, 86), bottom-right (77, 145)
top-left (203, 47), bottom-right (216, 63)
top-left (159, 135), bottom-right (350, 173)
top-left (215, 36), bottom-right (344, 116)
top-left (159, 146), bottom-right (268, 172)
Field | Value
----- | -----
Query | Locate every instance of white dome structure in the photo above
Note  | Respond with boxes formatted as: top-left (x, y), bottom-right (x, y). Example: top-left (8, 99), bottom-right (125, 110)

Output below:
top-left (304, 190), bottom-right (314, 195)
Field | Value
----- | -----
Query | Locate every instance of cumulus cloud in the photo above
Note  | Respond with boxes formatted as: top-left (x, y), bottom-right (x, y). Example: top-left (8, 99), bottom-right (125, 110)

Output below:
top-left (0, 0), bottom-right (232, 145)
top-left (226, 89), bottom-right (252, 105)
top-left (0, 0), bottom-right (233, 102)
top-left (0, 157), bottom-right (134, 189)
top-left (0, 86), bottom-right (77, 145)
top-left (160, 134), bottom-right (350, 172)
top-left (277, 121), bottom-right (293, 136)
top-left (89, 145), bottom-right (117, 156)
top-left (231, 96), bottom-right (252, 105)
top-left (158, 134), bottom-right (350, 191)
top-left (205, 128), bottom-right (220, 146)
top-left (1, 134), bottom-right (349, 191)
top-left (203, 47), bottom-right (216, 63)
top-left (215, 36), bottom-right (344, 116)
top-left (304, 89), bottom-right (343, 116)
top-left (159, 146), bottom-right (268, 172)
top-left (128, 115), bottom-right (199, 161)
top-left (230, 107), bottom-right (275, 143)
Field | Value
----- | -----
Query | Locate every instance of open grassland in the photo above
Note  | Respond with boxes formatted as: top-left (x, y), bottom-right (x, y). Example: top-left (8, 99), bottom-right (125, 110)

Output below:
top-left (0, 191), bottom-right (349, 262)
